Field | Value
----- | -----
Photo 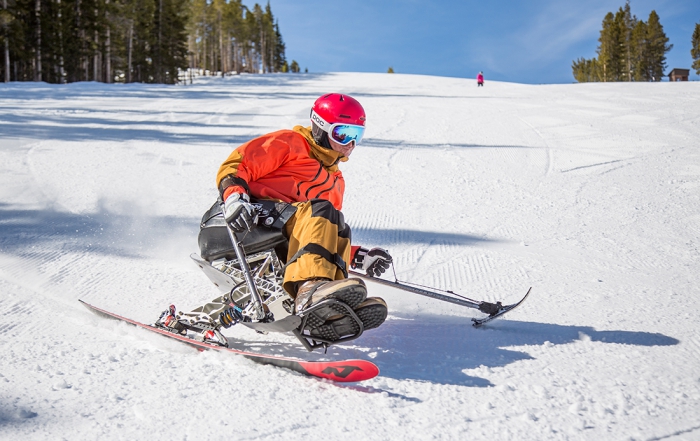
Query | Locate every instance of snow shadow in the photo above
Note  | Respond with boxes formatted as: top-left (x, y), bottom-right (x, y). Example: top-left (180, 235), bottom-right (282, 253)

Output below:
top-left (0, 110), bottom-right (263, 145)
top-left (225, 314), bottom-right (677, 388)
top-left (0, 74), bottom-right (331, 145)
top-left (0, 203), bottom-right (197, 260)
top-left (353, 226), bottom-right (499, 247)
top-left (363, 138), bottom-right (540, 151)
top-left (359, 314), bottom-right (679, 387)
top-left (0, 73), bottom-right (330, 101)
top-left (0, 407), bottom-right (38, 426)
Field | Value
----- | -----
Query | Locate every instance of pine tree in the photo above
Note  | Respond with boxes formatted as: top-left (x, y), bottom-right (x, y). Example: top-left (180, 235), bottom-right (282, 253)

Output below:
top-left (691, 23), bottom-right (700, 75)
top-left (619, 1), bottom-right (637, 81)
top-left (1, 0), bottom-right (286, 84)
top-left (573, 3), bottom-right (673, 83)
top-left (630, 19), bottom-right (649, 81)
top-left (597, 12), bottom-right (623, 81)
top-left (571, 57), bottom-right (602, 83)
top-left (645, 10), bottom-right (672, 81)
top-left (152, 0), bottom-right (188, 83)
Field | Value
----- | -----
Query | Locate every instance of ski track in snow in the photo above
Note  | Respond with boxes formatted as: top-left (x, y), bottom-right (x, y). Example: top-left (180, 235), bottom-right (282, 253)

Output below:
top-left (1, 74), bottom-right (699, 440)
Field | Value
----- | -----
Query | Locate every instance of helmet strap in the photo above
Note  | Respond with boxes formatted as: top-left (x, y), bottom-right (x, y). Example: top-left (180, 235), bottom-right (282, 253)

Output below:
top-left (311, 122), bottom-right (333, 150)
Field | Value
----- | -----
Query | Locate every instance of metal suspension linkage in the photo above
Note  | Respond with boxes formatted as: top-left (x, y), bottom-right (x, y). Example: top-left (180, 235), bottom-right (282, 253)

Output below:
top-left (221, 204), bottom-right (266, 321)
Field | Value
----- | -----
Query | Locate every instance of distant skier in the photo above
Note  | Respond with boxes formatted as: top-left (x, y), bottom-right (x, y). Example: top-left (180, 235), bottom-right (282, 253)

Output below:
top-left (477, 71), bottom-right (484, 87)
top-left (166, 94), bottom-right (392, 342)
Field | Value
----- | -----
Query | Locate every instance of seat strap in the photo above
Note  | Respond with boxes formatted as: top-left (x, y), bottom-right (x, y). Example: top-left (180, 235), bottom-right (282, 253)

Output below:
top-left (284, 243), bottom-right (348, 278)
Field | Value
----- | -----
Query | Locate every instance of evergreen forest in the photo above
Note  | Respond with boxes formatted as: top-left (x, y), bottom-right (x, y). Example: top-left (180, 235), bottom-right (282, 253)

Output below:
top-left (572, 1), bottom-right (673, 82)
top-left (0, 0), bottom-right (291, 84)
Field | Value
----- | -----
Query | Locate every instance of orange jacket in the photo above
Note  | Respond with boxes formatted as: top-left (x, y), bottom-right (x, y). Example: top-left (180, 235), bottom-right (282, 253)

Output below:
top-left (217, 126), bottom-right (347, 210)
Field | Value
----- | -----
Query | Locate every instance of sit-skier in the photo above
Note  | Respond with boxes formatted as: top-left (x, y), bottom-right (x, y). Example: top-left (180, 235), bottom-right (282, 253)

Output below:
top-left (161, 93), bottom-right (393, 342)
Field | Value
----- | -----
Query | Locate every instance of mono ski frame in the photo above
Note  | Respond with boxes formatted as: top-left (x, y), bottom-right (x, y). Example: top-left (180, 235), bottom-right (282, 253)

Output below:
top-left (79, 299), bottom-right (379, 382)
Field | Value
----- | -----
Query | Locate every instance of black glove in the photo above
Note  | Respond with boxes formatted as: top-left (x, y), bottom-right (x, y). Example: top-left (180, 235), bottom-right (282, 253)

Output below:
top-left (352, 247), bottom-right (392, 277)
top-left (223, 192), bottom-right (258, 232)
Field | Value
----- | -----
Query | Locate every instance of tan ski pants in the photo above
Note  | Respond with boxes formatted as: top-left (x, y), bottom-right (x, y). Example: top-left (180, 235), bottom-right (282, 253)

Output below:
top-left (282, 199), bottom-right (352, 296)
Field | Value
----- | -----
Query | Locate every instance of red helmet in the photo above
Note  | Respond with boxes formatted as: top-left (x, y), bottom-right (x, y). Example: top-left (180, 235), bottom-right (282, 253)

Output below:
top-left (311, 93), bottom-right (366, 127)
top-left (310, 94), bottom-right (366, 156)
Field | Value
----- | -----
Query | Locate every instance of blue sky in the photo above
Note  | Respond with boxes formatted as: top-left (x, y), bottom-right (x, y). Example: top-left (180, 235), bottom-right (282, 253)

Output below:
top-left (270, 0), bottom-right (700, 84)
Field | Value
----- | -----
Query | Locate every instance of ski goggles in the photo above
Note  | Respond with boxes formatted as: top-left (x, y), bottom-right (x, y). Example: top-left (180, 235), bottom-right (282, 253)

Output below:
top-left (311, 110), bottom-right (365, 146)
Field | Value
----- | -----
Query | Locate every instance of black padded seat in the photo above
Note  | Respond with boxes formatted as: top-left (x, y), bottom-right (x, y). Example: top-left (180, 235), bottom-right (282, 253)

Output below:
top-left (198, 199), bottom-right (294, 261)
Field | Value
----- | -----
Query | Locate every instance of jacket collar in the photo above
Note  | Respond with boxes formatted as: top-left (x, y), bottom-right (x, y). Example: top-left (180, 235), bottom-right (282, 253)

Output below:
top-left (293, 125), bottom-right (348, 172)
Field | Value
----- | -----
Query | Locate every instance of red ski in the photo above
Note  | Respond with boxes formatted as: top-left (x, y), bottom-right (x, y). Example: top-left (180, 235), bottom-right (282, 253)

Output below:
top-left (79, 300), bottom-right (379, 383)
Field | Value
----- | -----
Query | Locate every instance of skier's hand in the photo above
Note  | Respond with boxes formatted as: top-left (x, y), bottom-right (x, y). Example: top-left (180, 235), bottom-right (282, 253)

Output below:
top-left (352, 247), bottom-right (392, 277)
top-left (223, 192), bottom-right (258, 232)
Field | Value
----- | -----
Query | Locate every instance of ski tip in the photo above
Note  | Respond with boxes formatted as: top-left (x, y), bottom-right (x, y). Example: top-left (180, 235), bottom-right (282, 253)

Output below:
top-left (471, 286), bottom-right (532, 328)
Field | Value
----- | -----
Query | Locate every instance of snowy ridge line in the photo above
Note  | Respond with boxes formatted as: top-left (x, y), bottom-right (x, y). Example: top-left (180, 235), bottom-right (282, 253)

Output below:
top-left (560, 159), bottom-right (625, 173)
top-left (646, 424), bottom-right (700, 441)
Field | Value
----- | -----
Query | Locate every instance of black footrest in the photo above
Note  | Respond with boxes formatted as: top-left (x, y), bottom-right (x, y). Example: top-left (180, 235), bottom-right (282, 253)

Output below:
top-left (294, 299), bottom-right (364, 352)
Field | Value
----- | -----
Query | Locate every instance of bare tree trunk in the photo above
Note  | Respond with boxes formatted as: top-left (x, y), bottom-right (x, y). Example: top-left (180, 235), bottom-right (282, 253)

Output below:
top-left (269, 34), bottom-right (274, 73)
top-left (259, 24), bottom-right (264, 73)
top-left (235, 41), bottom-right (241, 74)
top-left (227, 32), bottom-right (231, 75)
top-left (3, 28), bottom-right (8, 82)
top-left (218, 10), bottom-right (222, 75)
top-left (193, 34), bottom-right (196, 71)
top-left (105, 0), bottom-right (110, 83)
top-left (93, 30), bottom-right (99, 81)
top-left (56, 0), bottom-right (64, 83)
top-left (93, 6), bottom-right (98, 81)
top-left (231, 39), bottom-right (241, 74)
top-left (234, 38), bottom-right (241, 73)
top-left (603, 63), bottom-right (607, 83)
top-left (157, 0), bottom-right (162, 82)
top-left (76, 0), bottom-right (83, 81)
top-left (187, 32), bottom-right (194, 76)
top-left (3, 0), bottom-right (9, 82)
top-left (35, 0), bottom-right (42, 81)
top-left (127, 19), bottom-right (133, 83)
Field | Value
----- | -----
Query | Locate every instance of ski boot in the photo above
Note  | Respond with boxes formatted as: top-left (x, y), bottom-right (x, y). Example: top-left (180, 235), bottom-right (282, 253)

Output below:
top-left (309, 297), bottom-right (388, 342)
top-left (294, 278), bottom-right (367, 341)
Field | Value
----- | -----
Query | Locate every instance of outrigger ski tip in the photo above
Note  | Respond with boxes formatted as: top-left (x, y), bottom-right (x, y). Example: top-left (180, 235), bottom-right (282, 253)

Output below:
top-left (471, 287), bottom-right (531, 327)
top-left (349, 270), bottom-right (531, 327)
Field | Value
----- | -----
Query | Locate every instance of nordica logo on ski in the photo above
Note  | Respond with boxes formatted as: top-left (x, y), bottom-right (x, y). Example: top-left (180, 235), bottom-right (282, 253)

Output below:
top-left (321, 365), bottom-right (364, 378)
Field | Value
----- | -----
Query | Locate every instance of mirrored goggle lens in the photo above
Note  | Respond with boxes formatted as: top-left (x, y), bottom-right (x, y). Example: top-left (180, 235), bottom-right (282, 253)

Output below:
top-left (330, 124), bottom-right (365, 145)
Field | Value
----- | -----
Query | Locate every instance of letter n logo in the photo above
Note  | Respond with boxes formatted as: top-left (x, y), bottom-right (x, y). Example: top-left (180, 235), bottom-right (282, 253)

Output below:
top-left (321, 365), bottom-right (363, 379)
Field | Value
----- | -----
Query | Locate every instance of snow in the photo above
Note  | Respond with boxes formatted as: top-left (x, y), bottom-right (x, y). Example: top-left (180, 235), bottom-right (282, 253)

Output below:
top-left (1, 73), bottom-right (699, 440)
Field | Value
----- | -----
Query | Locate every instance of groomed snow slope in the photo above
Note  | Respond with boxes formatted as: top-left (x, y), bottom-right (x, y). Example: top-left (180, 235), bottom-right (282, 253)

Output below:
top-left (1, 73), bottom-right (699, 440)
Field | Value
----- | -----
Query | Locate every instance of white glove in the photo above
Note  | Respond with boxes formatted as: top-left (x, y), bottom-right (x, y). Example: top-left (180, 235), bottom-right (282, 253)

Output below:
top-left (352, 247), bottom-right (392, 277)
top-left (223, 192), bottom-right (257, 232)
